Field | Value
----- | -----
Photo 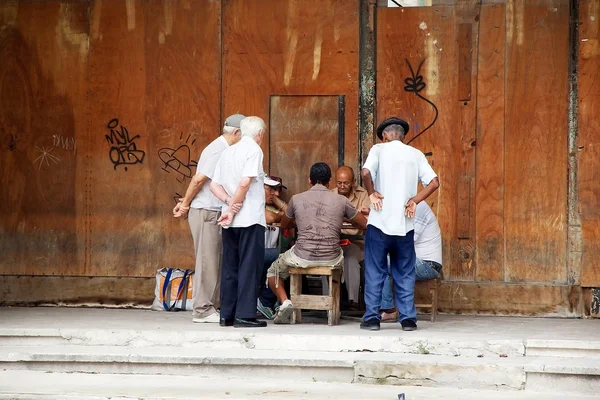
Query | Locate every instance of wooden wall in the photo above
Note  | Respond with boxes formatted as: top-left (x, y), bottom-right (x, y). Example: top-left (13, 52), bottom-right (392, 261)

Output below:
top-left (0, 0), bottom-right (221, 278)
top-left (0, 0), bottom-right (598, 316)
top-left (579, 0), bottom-right (600, 289)
top-left (377, 1), bottom-right (583, 315)
top-left (222, 0), bottom-right (360, 179)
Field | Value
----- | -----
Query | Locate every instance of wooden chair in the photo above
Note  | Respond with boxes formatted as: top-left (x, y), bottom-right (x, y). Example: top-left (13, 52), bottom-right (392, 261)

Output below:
top-left (415, 277), bottom-right (441, 322)
top-left (289, 266), bottom-right (342, 326)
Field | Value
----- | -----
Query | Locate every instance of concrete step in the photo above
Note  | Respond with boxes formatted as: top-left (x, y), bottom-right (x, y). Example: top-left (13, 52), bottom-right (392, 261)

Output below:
top-left (1, 371), bottom-right (599, 400)
top-left (0, 327), bottom-right (527, 357)
top-left (0, 345), bottom-right (530, 390)
top-left (527, 339), bottom-right (600, 358)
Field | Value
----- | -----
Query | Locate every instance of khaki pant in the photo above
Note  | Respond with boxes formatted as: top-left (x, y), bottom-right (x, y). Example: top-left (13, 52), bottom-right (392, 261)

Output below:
top-left (322, 243), bottom-right (363, 302)
top-left (188, 208), bottom-right (221, 318)
top-left (267, 246), bottom-right (344, 283)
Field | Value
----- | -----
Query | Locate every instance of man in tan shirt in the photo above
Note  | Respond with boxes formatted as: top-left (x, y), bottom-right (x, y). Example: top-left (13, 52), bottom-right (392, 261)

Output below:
top-left (328, 166), bottom-right (370, 307)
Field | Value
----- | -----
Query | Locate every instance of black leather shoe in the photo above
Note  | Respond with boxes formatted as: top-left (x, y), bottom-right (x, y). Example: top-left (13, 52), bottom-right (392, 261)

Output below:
top-left (401, 319), bottom-right (417, 331)
top-left (234, 318), bottom-right (267, 328)
top-left (360, 318), bottom-right (380, 331)
top-left (220, 318), bottom-right (234, 327)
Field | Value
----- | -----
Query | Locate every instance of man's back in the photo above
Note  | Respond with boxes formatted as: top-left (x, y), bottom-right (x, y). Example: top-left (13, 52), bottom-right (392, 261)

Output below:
top-left (414, 202), bottom-right (442, 265)
top-left (363, 141), bottom-right (437, 236)
top-left (190, 136), bottom-right (228, 210)
top-left (286, 185), bottom-right (357, 261)
top-left (213, 136), bottom-right (265, 228)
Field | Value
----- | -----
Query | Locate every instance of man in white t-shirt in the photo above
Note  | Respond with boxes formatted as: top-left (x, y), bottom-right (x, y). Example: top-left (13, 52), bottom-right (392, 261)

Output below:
top-left (172, 114), bottom-right (244, 324)
top-left (380, 201), bottom-right (443, 319)
top-left (360, 117), bottom-right (440, 332)
top-left (210, 116), bottom-right (268, 328)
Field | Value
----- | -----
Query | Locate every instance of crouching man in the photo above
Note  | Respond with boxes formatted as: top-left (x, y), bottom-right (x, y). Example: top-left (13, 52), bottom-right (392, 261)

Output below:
top-left (266, 162), bottom-right (367, 324)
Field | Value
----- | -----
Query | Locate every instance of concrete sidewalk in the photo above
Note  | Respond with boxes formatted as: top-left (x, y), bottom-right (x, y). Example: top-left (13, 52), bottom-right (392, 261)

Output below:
top-left (0, 306), bottom-right (597, 342)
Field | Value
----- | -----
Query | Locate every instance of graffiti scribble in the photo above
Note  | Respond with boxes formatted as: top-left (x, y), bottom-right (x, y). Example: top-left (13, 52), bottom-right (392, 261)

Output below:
top-left (158, 132), bottom-right (197, 183)
top-left (33, 146), bottom-right (60, 170)
top-left (403, 59), bottom-right (439, 145)
top-left (105, 118), bottom-right (146, 171)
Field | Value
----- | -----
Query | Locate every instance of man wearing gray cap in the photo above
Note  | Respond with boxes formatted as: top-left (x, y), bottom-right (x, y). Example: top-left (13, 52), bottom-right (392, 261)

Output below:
top-left (173, 114), bottom-right (245, 323)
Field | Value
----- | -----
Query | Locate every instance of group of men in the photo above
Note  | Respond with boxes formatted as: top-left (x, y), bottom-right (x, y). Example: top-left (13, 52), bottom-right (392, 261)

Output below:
top-left (173, 114), bottom-right (441, 331)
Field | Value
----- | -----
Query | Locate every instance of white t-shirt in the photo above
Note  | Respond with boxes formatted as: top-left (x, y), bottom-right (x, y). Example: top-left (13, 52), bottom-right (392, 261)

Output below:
top-left (190, 136), bottom-right (228, 210)
top-left (363, 140), bottom-right (437, 236)
top-left (414, 202), bottom-right (442, 265)
top-left (212, 136), bottom-right (266, 228)
top-left (265, 225), bottom-right (279, 249)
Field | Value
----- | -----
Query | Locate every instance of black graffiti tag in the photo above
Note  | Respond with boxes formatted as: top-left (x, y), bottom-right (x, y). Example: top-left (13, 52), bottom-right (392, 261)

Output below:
top-left (105, 118), bottom-right (146, 171)
top-left (403, 59), bottom-right (439, 145)
top-left (158, 133), bottom-right (198, 183)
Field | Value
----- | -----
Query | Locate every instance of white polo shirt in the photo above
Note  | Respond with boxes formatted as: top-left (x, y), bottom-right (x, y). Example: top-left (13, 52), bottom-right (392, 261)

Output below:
top-left (212, 136), bottom-right (266, 228)
top-left (363, 140), bottom-right (437, 236)
top-left (414, 201), bottom-right (442, 265)
top-left (190, 136), bottom-right (228, 210)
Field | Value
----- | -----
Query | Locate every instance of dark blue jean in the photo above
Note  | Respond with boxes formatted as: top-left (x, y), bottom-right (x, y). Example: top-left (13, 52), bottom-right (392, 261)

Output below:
top-left (258, 247), bottom-right (280, 308)
top-left (363, 225), bottom-right (416, 323)
top-left (380, 258), bottom-right (440, 310)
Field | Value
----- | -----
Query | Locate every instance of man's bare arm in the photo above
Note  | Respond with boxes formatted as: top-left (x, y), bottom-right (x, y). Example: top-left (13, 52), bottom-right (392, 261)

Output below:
top-left (181, 173), bottom-right (208, 207)
top-left (361, 168), bottom-right (375, 195)
top-left (230, 176), bottom-right (253, 205)
top-left (210, 181), bottom-right (230, 204)
top-left (361, 168), bottom-right (383, 211)
top-left (405, 177), bottom-right (440, 218)
top-left (410, 177), bottom-right (440, 204)
top-left (173, 173), bottom-right (209, 217)
top-left (280, 213), bottom-right (295, 230)
top-left (349, 211), bottom-right (368, 231)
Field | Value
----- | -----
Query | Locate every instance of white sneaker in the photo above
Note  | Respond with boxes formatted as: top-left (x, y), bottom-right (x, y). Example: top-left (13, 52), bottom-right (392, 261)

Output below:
top-left (193, 312), bottom-right (220, 323)
top-left (274, 299), bottom-right (293, 324)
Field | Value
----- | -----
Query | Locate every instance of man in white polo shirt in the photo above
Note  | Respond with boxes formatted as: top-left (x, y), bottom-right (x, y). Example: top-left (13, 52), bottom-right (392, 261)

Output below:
top-left (172, 114), bottom-right (244, 323)
top-left (210, 116), bottom-right (267, 328)
top-left (360, 117), bottom-right (440, 332)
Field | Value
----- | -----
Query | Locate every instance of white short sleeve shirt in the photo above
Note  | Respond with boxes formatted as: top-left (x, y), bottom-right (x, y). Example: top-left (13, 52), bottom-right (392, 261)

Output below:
top-left (212, 136), bottom-right (266, 228)
top-left (414, 201), bottom-right (442, 265)
top-left (362, 140), bottom-right (437, 236)
top-left (190, 136), bottom-right (229, 210)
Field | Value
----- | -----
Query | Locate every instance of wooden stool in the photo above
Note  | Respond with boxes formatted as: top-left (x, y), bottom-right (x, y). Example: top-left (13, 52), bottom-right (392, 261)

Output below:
top-left (289, 266), bottom-right (341, 326)
top-left (415, 277), bottom-right (441, 322)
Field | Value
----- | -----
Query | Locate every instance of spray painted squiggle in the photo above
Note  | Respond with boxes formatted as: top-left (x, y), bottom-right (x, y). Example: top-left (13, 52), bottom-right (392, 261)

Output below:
top-left (403, 58), bottom-right (439, 145)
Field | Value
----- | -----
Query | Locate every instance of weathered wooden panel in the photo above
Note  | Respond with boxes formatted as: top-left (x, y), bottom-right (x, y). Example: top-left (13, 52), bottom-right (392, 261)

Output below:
top-left (0, 1), bottom-right (89, 276)
top-left (269, 95), bottom-right (341, 197)
top-left (504, 1), bottom-right (569, 283)
top-left (0, 275), bottom-right (154, 307)
top-left (579, 0), bottom-right (600, 287)
top-left (143, 0), bottom-right (221, 276)
top-left (0, 275), bottom-right (581, 317)
top-left (377, 6), bottom-right (466, 280)
top-left (475, 3), bottom-right (505, 282)
top-left (88, 0), bottom-right (220, 277)
top-left (429, 282), bottom-right (580, 317)
top-left (222, 0), bottom-right (359, 179)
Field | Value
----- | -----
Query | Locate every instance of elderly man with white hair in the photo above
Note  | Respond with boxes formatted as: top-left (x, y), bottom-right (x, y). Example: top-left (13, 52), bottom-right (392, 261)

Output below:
top-left (210, 116), bottom-right (268, 328)
top-left (173, 114), bottom-right (244, 324)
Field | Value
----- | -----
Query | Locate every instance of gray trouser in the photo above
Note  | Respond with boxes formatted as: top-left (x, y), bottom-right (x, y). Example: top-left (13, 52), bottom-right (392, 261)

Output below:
top-left (188, 208), bottom-right (222, 318)
top-left (322, 243), bottom-right (362, 302)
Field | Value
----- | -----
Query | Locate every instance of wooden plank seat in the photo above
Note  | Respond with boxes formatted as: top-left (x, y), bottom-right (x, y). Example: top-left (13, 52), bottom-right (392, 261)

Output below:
top-left (415, 276), bottom-right (441, 322)
top-left (289, 266), bottom-right (342, 326)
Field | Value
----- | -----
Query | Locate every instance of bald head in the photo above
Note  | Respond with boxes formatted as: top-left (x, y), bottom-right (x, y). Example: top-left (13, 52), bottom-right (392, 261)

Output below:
top-left (335, 166), bottom-right (355, 197)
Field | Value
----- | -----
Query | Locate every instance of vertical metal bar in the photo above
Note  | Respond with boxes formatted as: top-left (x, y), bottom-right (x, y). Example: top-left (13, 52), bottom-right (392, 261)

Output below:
top-left (338, 95), bottom-right (346, 167)
top-left (358, 0), bottom-right (377, 174)
top-left (567, 0), bottom-right (581, 289)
